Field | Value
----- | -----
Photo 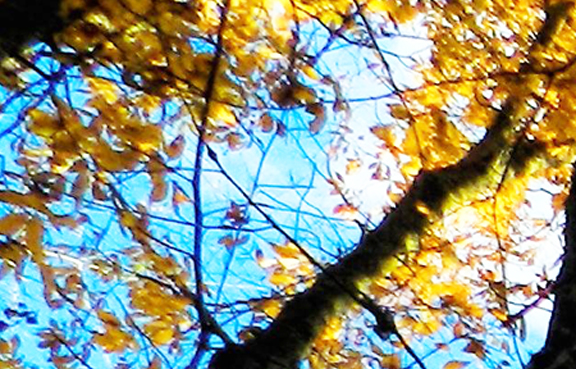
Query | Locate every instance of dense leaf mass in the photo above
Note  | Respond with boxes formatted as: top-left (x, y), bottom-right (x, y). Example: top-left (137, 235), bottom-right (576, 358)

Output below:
top-left (0, 0), bottom-right (575, 368)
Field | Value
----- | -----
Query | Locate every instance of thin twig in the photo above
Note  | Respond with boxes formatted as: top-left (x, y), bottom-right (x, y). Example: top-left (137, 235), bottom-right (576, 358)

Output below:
top-left (187, 0), bottom-right (231, 367)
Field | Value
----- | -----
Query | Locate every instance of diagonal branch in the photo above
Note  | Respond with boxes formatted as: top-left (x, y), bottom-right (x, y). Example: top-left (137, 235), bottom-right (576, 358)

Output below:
top-left (209, 93), bottom-right (543, 369)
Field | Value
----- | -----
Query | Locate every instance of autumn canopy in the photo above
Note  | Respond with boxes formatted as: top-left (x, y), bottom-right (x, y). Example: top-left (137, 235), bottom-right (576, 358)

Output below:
top-left (0, 0), bottom-right (575, 368)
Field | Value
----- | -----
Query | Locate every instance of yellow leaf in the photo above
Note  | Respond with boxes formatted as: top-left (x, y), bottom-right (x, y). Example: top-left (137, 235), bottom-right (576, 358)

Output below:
top-left (318, 315), bottom-right (343, 341)
top-left (119, 210), bottom-right (139, 229)
top-left (346, 159), bottom-right (361, 174)
top-left (134, 124), bottom-right (163, 153)
top-left (302, 65), bottom-right (321, 80)
top-left (87, 77), bottom-right (119, 105)
top-left (260, 299), bottom-right (282, 318)
top-left (91, 143), bottom-right (140, 172)
top-left (366, 0), bottom-right (392, 13)
top-left (403, 123), bottom-right (421, 158)
top-left (269, 271), bottom-right (297, 287)
top-left (144, 320), bottom-right (174, 346)
top-left (415, 200), bottom-right (431, 216)
top-left (93, 327), bottom-right (134, 353)
top-left (401, 158), bottom-right (422, 179)
top-left (28, 109), bottom-right (60, 139)
top-left (131, 281), bottom-right (188, 316)
top-left (209, 102), bottom-right (237, 127)
top-left (371, 125), bottom-right (398, 147)
top-left (293, 84), bottom-right (316, 104)
top-left (124, 0), bottom-right (152, 15)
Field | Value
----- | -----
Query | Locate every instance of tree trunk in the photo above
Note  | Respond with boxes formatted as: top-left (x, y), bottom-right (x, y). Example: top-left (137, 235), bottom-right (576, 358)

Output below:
top-left (527, 162), bottom-right (576, 369)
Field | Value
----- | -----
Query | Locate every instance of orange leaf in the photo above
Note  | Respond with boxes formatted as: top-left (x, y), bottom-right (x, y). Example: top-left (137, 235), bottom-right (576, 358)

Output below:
top-left (464, 339), bottom-right (485, 359)
top-left (552, 191), bottom-right (567, 212)
top-left (218, 234), bottom-right (249, 250)
top-left (333, 204), bottom-right (358, 219)
top-left (225, 203), bottom-right (248, 226)
top-left (226, 132), bottom-right (244, 150)
top-left (26, 217), bottom-right (44, 264)
top-left (306, 103), bottom-right (326, 134)
top-left (380, 354), bottom-right (401, 369)
top-left (0, 214), bottom-right (27, 236)
top-left (257, 114), bottom-right (276, 133)
top-left (172, 185), bottom-right (191, 206)
top-left (151, 175), bottom-right (168, 202)
top-left (273, 242), bottom-right (301, 259)
top-left (165, 135), bottom-right (185, 159)
top-left (147, 356), bottom-right (162, 369)
top-left (443, 361), bottom-right (469, 369)
top-left (435, 343), bottom-right (449, 351)
top-left (98, 310), bottom-right (121, 327)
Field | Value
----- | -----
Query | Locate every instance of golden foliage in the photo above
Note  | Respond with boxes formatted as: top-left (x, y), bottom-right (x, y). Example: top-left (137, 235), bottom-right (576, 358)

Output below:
top-left (1, 0), bottom-right (575, 367)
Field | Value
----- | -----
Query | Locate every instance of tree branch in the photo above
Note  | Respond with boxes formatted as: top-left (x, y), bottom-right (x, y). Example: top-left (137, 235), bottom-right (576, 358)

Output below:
top-left (208, 90), bottom-right (543, 369)
top-left (188, 0), bottom-right (231, 367)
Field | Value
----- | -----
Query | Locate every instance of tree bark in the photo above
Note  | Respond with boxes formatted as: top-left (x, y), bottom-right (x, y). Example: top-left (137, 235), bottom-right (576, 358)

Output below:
top-left (0, 0), bottom-right (90, 57)
top-left (0, 0), bottom-right (62, 55)
top-left (527, 162), bottom-right (576, 369)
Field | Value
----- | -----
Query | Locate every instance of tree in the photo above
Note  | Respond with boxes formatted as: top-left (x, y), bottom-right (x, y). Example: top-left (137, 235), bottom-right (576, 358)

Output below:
top-left (0, 0), bottom-right (575, 368)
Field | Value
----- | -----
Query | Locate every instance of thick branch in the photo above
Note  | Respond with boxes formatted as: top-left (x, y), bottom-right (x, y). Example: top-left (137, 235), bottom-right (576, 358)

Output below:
top-left (0, 0), bottom-right (89, 57)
